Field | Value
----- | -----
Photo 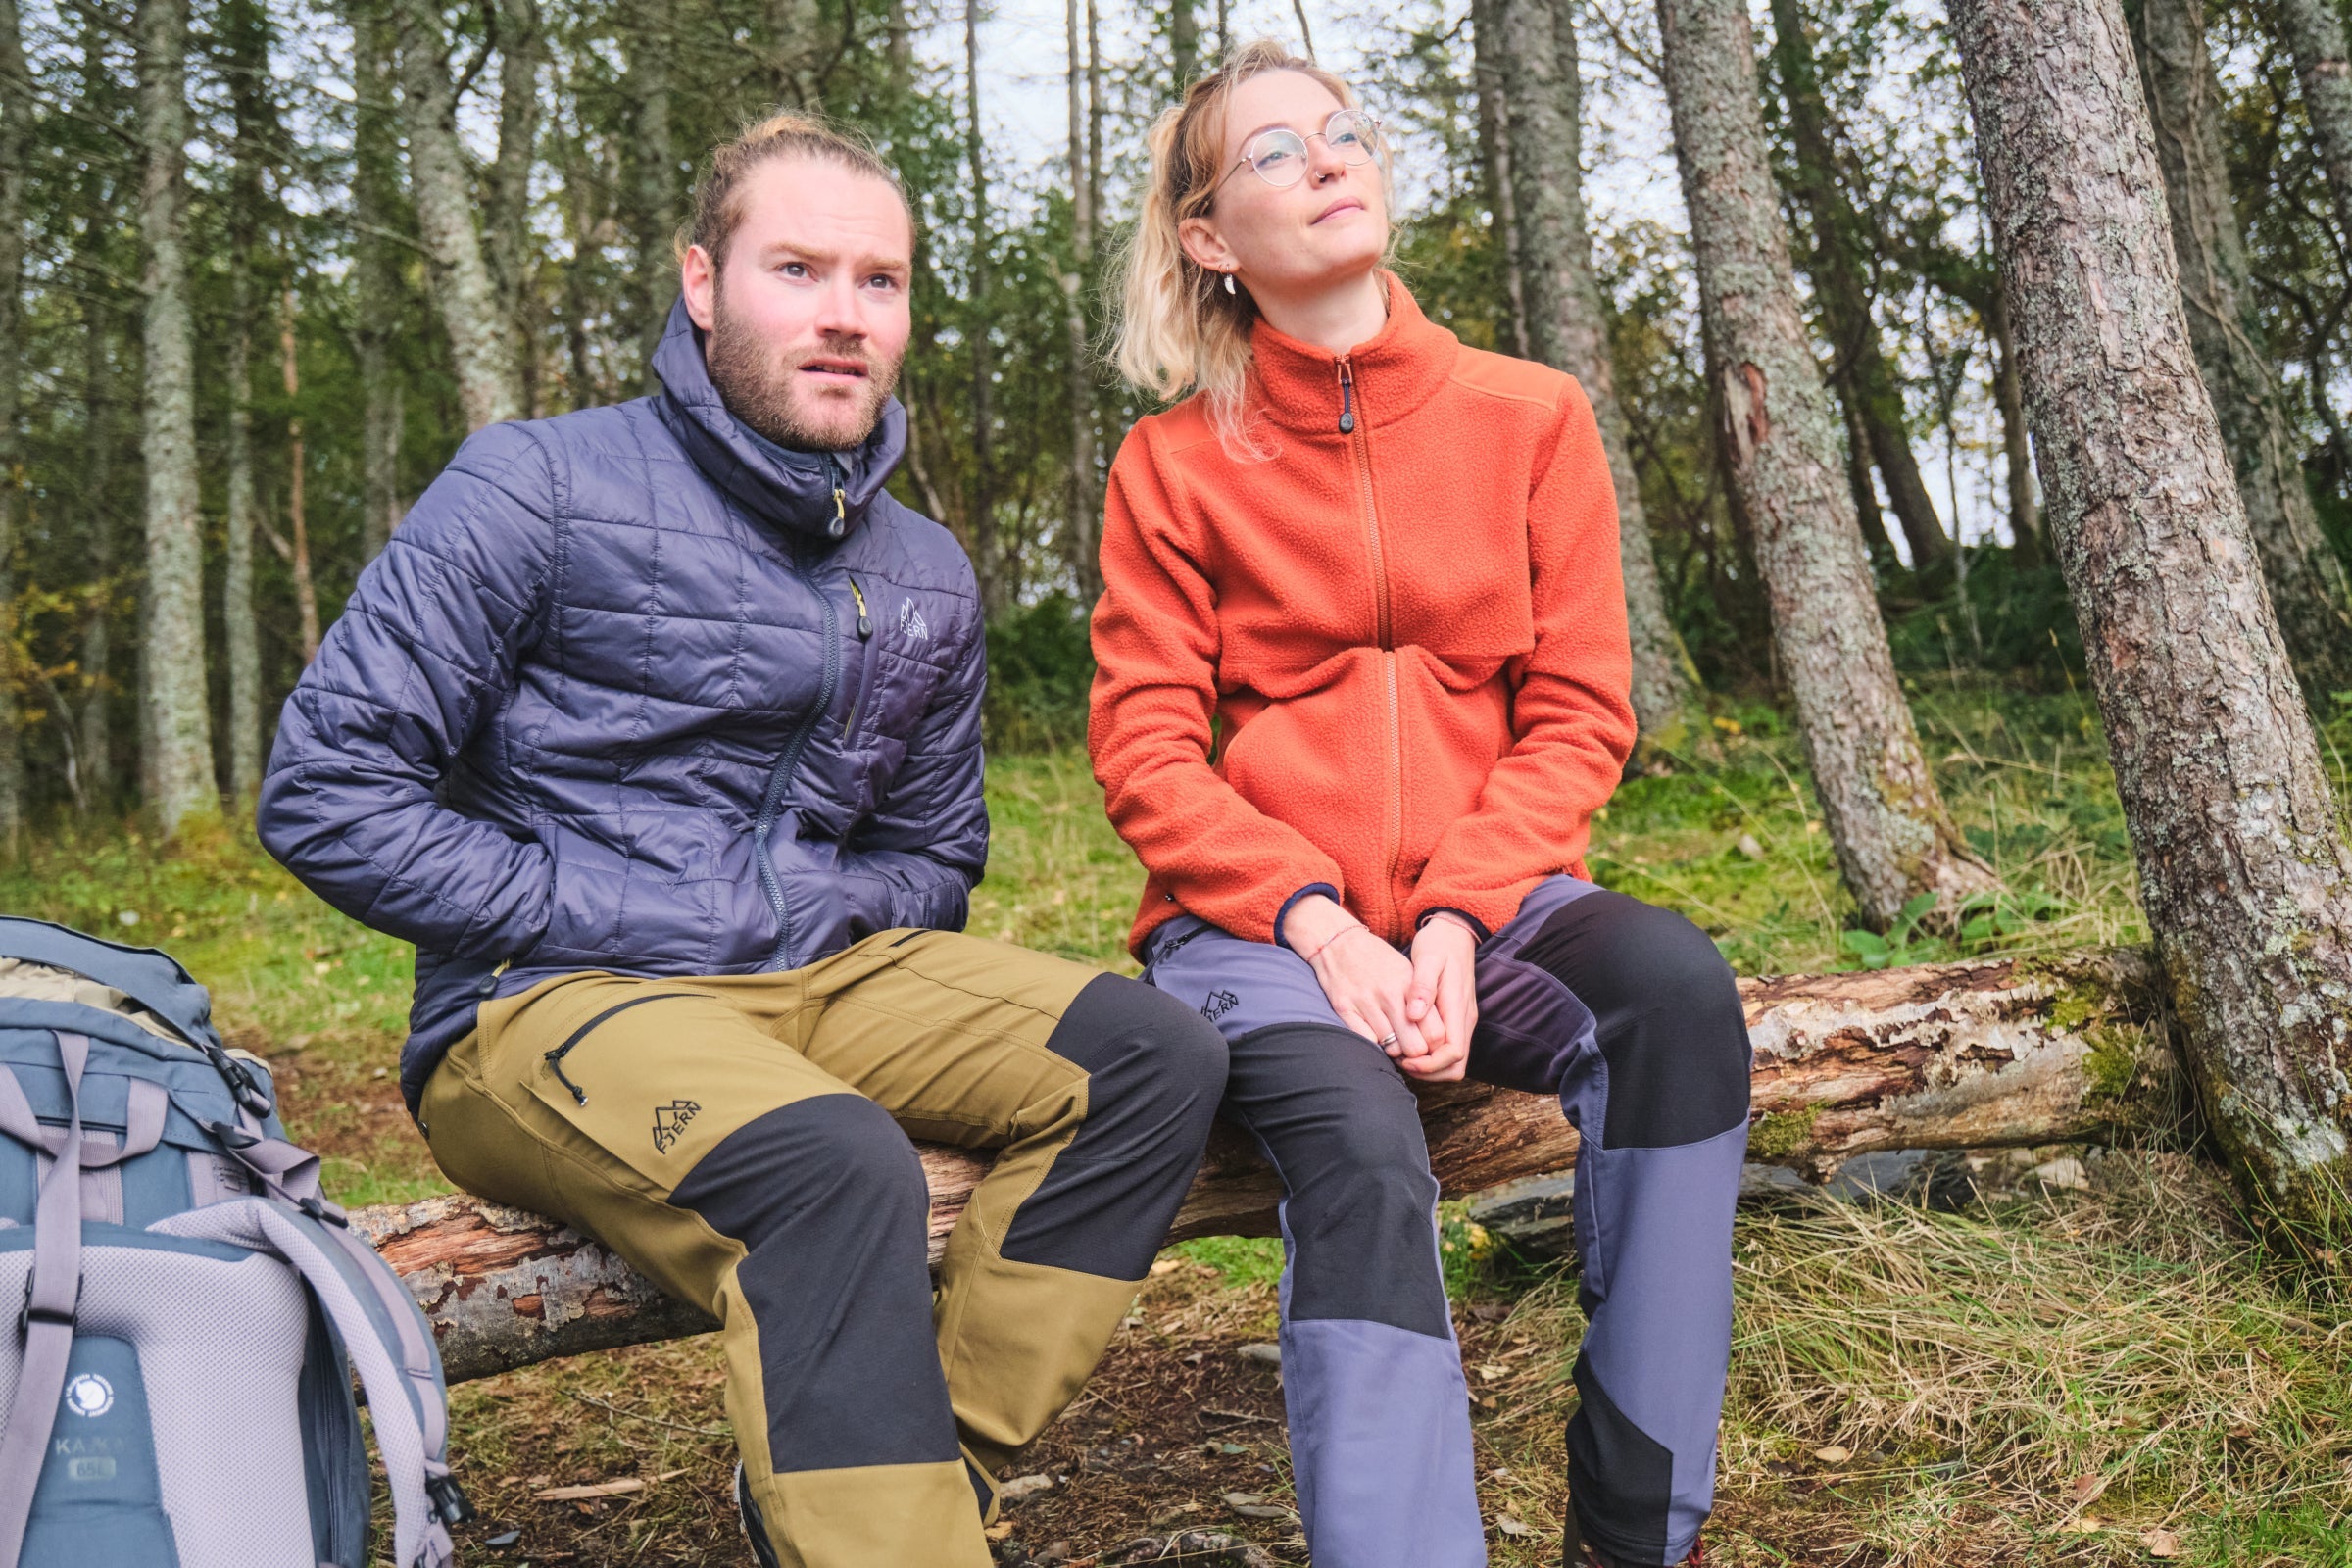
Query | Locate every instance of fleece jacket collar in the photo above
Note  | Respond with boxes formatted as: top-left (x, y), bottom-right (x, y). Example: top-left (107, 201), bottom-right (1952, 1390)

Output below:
top-left (649, 294), bottom-right (907, 545)
top-left (1248, 272), bottom-right (1460, 436)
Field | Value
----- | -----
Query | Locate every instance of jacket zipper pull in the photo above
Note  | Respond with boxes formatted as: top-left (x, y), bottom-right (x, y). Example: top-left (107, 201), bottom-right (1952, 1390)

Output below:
top-left (849, 576), bottom-right (872, 639)
top-left (1337, 359), bottom-right (1356, 435)
top-left (825, 456), bottom-right (848, 538)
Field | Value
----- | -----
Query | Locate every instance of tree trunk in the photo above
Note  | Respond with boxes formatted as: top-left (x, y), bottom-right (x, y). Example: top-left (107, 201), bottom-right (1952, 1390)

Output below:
top-left (964, 0), bottom-right (1002, 617)
top-left (2276, 0), bottom-right (2352, 262)
top-left (1768, 0), bottom-right (1951, 576)
top-left (1469, 0), bottom-right (1532, 362)
top-left (1953, 0), bottom-right (2352, 1244)
top-left (769, 0), bottom-right (825, 108)
top-left (484, 0), bottom-right (541, 411)
top-left (1493, 0), bottom-right (1711, 761)
top-left (1064, 0), bottom-right (1101, 605)
top-left (220, 0), bottom-right (269, 802)
top-left (1654, 0), bottom-right (1995, 929)
top-left (75, 7), bottom-right (118, 812)
top-left (0, 0), bottom-right (26, 859)
top-left (278, 285), bottom-right (319, 664)
top-left (1839, 390), bottom-right (1898, 565)
top-left (353, 949), bottom-right (2178, 1383)
top-left (624, 0), bottom-right (675, 389)
top-left (352, 0), bottom-right (404, 558)
top-left (1986, 271), bottom-right (2044, 566)
top-left (2130, 0), bottom-right (2352, 700)
top-left (134, 0), bottom-right (219, 835)
top-left (392, 0), bottom-right (524, 431)
top-left (1171, 0), bottom-right (1199, 90)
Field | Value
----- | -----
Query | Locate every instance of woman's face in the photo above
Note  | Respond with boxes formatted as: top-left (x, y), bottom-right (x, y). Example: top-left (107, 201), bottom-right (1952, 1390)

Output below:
top-left (1181, 71), bottom-right (1390, 301)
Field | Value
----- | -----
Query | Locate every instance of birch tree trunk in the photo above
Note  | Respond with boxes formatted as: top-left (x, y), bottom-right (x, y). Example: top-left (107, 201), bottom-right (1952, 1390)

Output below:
top-left (1063, 0), bottom-right (1102, 603)
top-left (1491, 0), bottom-right (1711, 760)
top-left (351, 0), bottom-right (404, 559)
top-left (769, 0), bottom-right (825, 108)
top-left (393, 0), bottom-right (523, 431)
top-left (134, 0), bottom-right (219, 833)
top-left (1953, 0), bottom-right (2352, 1242)
top-left (220, 0), bottom-right (268, 802)
top-left (624, 0), bottom-right (675, 389)
top-left (277, 285), bottom-right (319, 663)
top-left (1768, 0), bottom-right (1951, 575)
top-left (1655, 0), bottom-right (1995, 928)
top-left (1171, 0), bottom-right (1199, 89)
top-left (2275, 0), bottom-right (2352, 260)
top-left (2130, 0), bottom-right (2352, 700)
top-left (0, 0), bottom-right (26, 859)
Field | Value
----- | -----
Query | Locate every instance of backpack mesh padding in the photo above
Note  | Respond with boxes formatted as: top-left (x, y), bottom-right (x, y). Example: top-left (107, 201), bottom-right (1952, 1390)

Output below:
top-left (0, 1238), bottom-right (320, 1568)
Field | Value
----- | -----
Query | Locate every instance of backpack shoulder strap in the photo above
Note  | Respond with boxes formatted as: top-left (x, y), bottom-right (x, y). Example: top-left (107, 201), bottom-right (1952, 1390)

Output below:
top-left (155, 1197), bottom-right (466, 1568)
top-left (0, 1035), bottom-right (92, 1568)
top-left (0, 918), bottom-right (220, 1051)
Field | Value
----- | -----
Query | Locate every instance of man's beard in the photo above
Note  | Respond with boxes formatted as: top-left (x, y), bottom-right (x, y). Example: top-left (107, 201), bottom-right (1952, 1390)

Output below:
top-left (705, 294), bottom-right (901, 454)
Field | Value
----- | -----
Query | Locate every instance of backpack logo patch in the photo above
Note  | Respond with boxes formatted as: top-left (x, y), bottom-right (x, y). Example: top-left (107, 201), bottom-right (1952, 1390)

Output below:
top-left (1201, 989), bottom-right (1240, 1024)
top-left (898, 600), bottom-right (930, 641)
top-left (652, 1100), bottom-right (702, 1154)
top-left (63, 1374), bottom-right (113, 1419)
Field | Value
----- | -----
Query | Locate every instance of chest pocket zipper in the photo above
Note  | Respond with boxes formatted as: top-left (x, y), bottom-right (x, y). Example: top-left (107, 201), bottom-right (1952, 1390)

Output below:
top-left (845, 576), bottom-right (877, 743)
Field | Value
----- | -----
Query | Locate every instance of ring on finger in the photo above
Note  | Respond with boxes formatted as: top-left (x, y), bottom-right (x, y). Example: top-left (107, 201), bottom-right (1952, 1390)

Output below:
top-left (1376, 1033), bottom-right (1399, 1049)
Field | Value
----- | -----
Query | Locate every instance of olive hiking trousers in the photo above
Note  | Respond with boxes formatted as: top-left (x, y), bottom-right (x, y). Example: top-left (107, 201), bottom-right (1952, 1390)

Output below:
top-left (418, 928), bottom-right (1228, 1567)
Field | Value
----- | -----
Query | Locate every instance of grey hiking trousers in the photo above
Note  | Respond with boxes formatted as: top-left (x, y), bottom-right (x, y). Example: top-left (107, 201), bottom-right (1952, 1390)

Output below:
top-left (1143, 876), bottom-right (1751, 1566)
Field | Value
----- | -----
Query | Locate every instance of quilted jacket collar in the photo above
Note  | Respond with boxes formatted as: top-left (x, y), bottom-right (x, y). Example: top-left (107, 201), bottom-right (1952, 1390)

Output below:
top-left (650, 295), bottom-right (907, 545)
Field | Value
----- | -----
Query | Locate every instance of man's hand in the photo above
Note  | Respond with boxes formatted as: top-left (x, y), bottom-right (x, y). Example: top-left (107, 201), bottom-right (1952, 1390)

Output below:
top-left (1289, 894), bottom-right (1428, 1059)
top-left (1402, 914), bottom-right (1479, 1082)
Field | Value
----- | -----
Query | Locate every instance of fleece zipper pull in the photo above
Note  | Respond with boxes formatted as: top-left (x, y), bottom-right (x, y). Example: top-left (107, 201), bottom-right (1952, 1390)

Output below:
top-left (849, 576), bottom-right (872, 639)
top-left (1337, 358), bottom-right (1357, 435)
top-left (824, 455), bottom-right (849, 538)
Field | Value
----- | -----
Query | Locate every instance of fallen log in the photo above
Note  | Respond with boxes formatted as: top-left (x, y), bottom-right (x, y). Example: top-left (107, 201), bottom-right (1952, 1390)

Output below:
top-left (349, 947), bottom-right (2179, 1384)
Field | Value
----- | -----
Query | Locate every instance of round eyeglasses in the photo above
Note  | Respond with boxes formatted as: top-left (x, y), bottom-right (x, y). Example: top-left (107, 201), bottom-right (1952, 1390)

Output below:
top-left (1218, 109), bottom-right (1386, 192)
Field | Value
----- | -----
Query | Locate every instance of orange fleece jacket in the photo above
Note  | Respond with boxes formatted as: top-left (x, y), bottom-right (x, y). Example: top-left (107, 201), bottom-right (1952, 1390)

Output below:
top-left (1089, 276), bottom-right (1636, 957)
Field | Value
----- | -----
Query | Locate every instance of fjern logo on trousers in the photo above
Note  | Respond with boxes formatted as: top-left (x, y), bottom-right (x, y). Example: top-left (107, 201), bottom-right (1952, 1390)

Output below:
top-left (1201, 990), bottom-right (1239, 1024)
top-left (653, 1100), bottom-right (702, 1153)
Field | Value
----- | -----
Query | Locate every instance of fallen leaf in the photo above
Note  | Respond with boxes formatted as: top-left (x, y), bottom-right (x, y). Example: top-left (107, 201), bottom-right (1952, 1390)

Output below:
top-left (1237, 1343), bottom-right (1282, 1367)
top-left (1496, 1516), bottom-right (1536, 1539)
top-left (531, 1469), bottom-right (682, 1502)
top-left (2143, 1527), bottom-right (2181, 1558)
top-left (2069, 1473), bottom-right (2108, 1506)
top-left (1150, 1259), bottom-right (1182, 1276)
top-left (1221, 1492), bottom-right (1265, 1508)
top-left (1812, 1446), bottom-right (1852, 1464)
top-left (1476, 1364), bottom-right (1507, 1383)
top-left (984, 1522), bottom-right (1014, 1541)
top-left (485, 1530), bottom-right (521, 1547)
top-left (999, 1473), bottom-right (1054, 1504)
top-left (1235, 1504), bottom-right (1298, 1522)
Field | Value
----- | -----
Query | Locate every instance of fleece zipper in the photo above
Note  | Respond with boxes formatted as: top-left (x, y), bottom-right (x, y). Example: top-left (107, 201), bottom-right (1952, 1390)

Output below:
top-left (749, 455), bottom-right (849, 970)
top-left (1337, 354), bottom-right (1403, 940)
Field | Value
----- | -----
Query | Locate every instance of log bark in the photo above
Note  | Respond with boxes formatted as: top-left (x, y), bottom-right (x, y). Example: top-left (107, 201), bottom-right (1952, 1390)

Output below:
top-left (355, 950), bottom-right (2178, 1384)
top-left (1767, 0), bottom-right (1951, 575)
top-left (134, 0), bottom-right (219, 836)
top-left (1653, 0), bottom-right (1995, 928)
top-left (2130, 0), bottom-right (2352, 700)
top-left (1952, 0), bottom-right (2352, 1242)
top-left (1489, 0), bottom-right (1712, 761)
top-left (392, 0), bottom-right (524, 431)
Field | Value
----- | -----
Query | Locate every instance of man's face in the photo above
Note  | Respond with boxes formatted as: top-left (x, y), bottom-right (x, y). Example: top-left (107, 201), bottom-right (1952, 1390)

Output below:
top-left (681, 157), bottom-right (915, 453)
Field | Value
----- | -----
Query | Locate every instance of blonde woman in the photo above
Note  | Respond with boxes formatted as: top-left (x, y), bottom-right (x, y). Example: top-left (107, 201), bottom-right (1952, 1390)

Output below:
top-left (1090, 42), bottom-right (1750, 1568)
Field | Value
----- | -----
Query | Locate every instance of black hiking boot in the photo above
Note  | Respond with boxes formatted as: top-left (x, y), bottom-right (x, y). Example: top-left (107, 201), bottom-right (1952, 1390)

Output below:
top-left (735, 1462), bottom-right (783, 1568)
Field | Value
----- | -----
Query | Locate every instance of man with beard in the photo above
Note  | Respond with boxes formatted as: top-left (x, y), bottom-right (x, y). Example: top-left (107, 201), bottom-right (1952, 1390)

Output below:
top-left (258, 117), bottom-right (1228, 1568)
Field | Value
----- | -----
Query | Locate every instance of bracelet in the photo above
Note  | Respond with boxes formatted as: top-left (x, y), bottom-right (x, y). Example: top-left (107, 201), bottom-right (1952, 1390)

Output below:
top-left (1299, 920), bottom-right (1367, 967)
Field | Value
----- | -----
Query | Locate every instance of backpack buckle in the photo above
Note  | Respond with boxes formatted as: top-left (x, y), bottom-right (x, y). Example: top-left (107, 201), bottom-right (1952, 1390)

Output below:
top-left (425, 1473), bottom-right (474, 1526)
top-left (199, 1118), bottom-right (262, 1151)
top-left (18, 1274), bottom-right (77, 1337)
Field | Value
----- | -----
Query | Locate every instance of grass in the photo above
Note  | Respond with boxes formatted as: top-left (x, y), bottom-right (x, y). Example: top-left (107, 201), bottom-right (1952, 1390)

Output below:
top-left (4, 689), bottom-right (2350, 1562)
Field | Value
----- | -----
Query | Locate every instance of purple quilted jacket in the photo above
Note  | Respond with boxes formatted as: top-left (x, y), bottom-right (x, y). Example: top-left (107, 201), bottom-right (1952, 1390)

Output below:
top-left (258, 301), bottom-right (988, 1112)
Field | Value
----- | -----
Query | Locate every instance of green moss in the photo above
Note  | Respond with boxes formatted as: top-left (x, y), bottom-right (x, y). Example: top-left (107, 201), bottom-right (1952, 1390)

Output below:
top-left (1747, 1104), bottom-right (1821, 1160)
top-left (2081, 1020), bottom-right (2147, 1103)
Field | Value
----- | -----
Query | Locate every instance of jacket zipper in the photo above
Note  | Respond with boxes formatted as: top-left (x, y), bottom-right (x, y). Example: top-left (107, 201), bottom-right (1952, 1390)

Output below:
top-left (844, 575), bottom-right (876, 743)
top-left (1337, 354), bottom-right (1402, 939)
top-left (750, 455), bottom-right (849, 970)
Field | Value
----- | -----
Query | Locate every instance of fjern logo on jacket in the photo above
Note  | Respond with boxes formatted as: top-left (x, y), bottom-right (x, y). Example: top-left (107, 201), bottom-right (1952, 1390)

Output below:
top-left (899, 600), bottom-right (930, 641)
top-left (653, 1100), bottom-right (702, 1153)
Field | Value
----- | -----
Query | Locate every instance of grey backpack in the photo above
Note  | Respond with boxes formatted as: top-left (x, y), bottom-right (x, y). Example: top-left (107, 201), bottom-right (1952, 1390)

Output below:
top-left (0, 917), bottom-right (466, 1568)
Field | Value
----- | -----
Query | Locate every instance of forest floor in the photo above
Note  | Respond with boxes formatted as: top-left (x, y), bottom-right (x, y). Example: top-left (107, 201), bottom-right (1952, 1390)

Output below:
top-left (6, 682), bottom-right (2350, 1566)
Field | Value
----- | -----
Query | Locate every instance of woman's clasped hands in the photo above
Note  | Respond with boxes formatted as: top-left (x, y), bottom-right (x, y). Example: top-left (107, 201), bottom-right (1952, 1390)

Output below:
top-left (1289, 894), bottom-right (1479, 1081)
